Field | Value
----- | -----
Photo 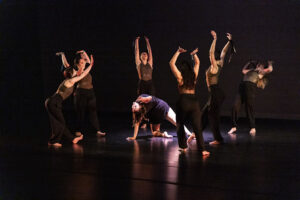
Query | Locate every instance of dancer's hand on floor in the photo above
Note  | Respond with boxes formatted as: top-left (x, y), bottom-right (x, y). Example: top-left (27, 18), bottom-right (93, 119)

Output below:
top-left (127, 137), bottom-right (136, 141)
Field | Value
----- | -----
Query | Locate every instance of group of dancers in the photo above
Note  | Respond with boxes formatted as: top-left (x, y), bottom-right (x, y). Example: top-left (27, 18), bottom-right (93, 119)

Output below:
top-left (45, 31), bottom-right (273, 156)
top-left (45, 50), bottom-right (105, 147)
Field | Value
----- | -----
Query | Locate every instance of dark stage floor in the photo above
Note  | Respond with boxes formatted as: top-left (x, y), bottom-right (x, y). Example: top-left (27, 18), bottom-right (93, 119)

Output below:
top-left (0, 115), bottom-right (300, 200)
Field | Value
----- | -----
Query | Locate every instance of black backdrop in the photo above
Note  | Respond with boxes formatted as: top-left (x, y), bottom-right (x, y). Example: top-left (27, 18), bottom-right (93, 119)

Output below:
top-left (1, 0), bottom-right (300, 135)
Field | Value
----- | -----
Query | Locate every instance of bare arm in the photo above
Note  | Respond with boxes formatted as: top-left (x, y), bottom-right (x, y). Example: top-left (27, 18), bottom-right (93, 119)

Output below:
top-left (135, 37), bottom-right (141, 66)
top-left (77, 50), bottom-right (91, 64)
top-left (135, 37), bottom-right (141, 79)
top-left (56, 52), bottom-right (70, 68)
top-left (219, 33), bottom-right (232, 66)
top-left (262, 61), bottom-right (274, 74)
top-left (191, 48), bottom-right (200, 79)
top-left (209, 30), bottom-right (219, 74)
top-left (169, 47), bottom-right (186, 84)
top-left (136, 96), bottom-right (152, 103)
top-left (242, 61), bottom-right (252, 74)
top-left (69, 55), bottom-right (94, 84)
top-left (145, 36), bottom-right (153, 67)
top-left (127, 123), bottom-right (140, 140)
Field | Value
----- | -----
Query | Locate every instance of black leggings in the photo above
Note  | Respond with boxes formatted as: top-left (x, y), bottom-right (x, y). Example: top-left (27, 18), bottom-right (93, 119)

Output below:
top-left (176, 94), bottom-right (205, 150)
top-left (45, 94), bottom-right (74, 143)
top-left (74, 88), bottom-right (100, 132)
top-left (137, 80), bottom-right (155, 96)
top-left (232, 81), bottom-right (256, 128)
top-left (202, 85), bottom-right (225, 142)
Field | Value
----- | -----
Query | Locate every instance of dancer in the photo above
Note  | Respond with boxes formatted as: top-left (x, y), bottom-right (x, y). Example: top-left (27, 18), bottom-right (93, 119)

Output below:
top-left (169, 46), bottom-right (209, 156)
top-left (74, 50), bottom-right (106, 136)
top-left (228, 60), bottom-right (273, 136)
top-left (135, 36), bottom-right (155, 95)
top-left (127, 94), bottom-right (193, 140)
top-left (194, 31), bottom-right (233, 145)
top-left (45, 55), bottom-right (95, 147)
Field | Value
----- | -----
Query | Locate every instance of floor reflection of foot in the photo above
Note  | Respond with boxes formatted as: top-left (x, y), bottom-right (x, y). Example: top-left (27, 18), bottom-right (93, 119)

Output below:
top-left (249, 128), bottom-right (256, 137)
top-left (209, 140), bottom-right (221, 145)
top-left (73, 134), bottom-right (83, 144)
top-left (187, 134), bottom-right (195, 143)
top-left (72, 144), bottom-right (84, 155)
top-left (228, 132), bottom-right (237, 142)
top-left (228, 127), bottom-right (237, 134)
top-left (97, 131), bottom-right (106, 136)
top-left (48, 142), bottom-right (62, 148)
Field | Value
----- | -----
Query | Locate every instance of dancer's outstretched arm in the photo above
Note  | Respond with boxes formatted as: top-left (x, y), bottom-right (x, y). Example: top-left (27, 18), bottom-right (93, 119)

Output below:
top-left (190, 48), bottom-right (200, 79)
top-left (135, 36), bottom-right (141, 79)
top-left (262, 61), bottom-right (274, 74)
top-left (242, 61), bottom-right (253, 74)
top-left (56, 52), bottom-right (70, 68)
top-left (219, 33), bottom-right (232, 67)
top-left (169, 47), bottom-right (186, 84)
top-left (209, 30), bottom-right (219, 74)
top-left (127, 123), bottom-right (140, 140)
top-left (145, 36), bottom-right (153, 68)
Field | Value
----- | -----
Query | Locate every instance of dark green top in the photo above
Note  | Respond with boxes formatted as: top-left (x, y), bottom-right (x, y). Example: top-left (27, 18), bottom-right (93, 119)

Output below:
top-left (56, 80), bottom-right (74, 100)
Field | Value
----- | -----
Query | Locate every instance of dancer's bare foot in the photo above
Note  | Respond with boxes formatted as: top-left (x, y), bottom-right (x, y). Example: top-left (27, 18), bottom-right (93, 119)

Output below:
top-left (140, 124), bottom-right (147, 130)
top-left (126, 137), bottom-right (136, 141)
top-left (187, 133), bottom-right (195, 143)
top-left (97, 131), bottom-right (106, 136)
top-left (48, 142), bottom-right (62, 147)
top-left (73, 134), bottom-right (83, 144)
top-left (209, 140), bottom-right (221, 145)
top-left (249, 128), bottom-right (256, 137)
top-left (228, 127), bottom-right (237, 134)
top-left (202, 150), bottom-right (210, 156)
top-left (162, 131), bottom-right (173, 138)
top-left (75, 132), bottom-right (82, 137)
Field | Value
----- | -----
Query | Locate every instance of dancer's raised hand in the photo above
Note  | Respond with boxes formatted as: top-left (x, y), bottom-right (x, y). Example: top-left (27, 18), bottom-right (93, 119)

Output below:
top-left (211, 30), bottom-right (217, 39)
top-left (226, 33), bottom-right (232, 41)
top-left (178, 46), bottom-right (187, 53)
top-left (190, 48), bottom-right (198, 55)
top-left (56, 52), bottom-right (64, 56)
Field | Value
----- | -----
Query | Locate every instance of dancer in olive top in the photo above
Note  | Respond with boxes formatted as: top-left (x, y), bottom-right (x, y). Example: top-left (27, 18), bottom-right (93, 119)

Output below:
top-left (228, 60), bottom-right (273, 136)
top-left (169, 46), bottom-right (209, 156)
top-left (45, 55), bottom-right (94, 147)
top-left (57, 50), bottom-right (106, 136)
top-left (198, 31), bottom-right (233, 145)
top-left (74, 50), bottom-right (106, 137)
top-left (135, 36), bottom-right (155, 95)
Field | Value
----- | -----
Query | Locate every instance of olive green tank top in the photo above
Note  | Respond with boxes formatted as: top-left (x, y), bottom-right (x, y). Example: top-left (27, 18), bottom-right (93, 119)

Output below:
top-left (140, 63), bottom-right (153, 81)
top-left (77, 73), bottom-right (93, 89)
top-left (56, 80), bottom-right (74, 100)
top-left (206, 65), bottom-right (221, 87)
